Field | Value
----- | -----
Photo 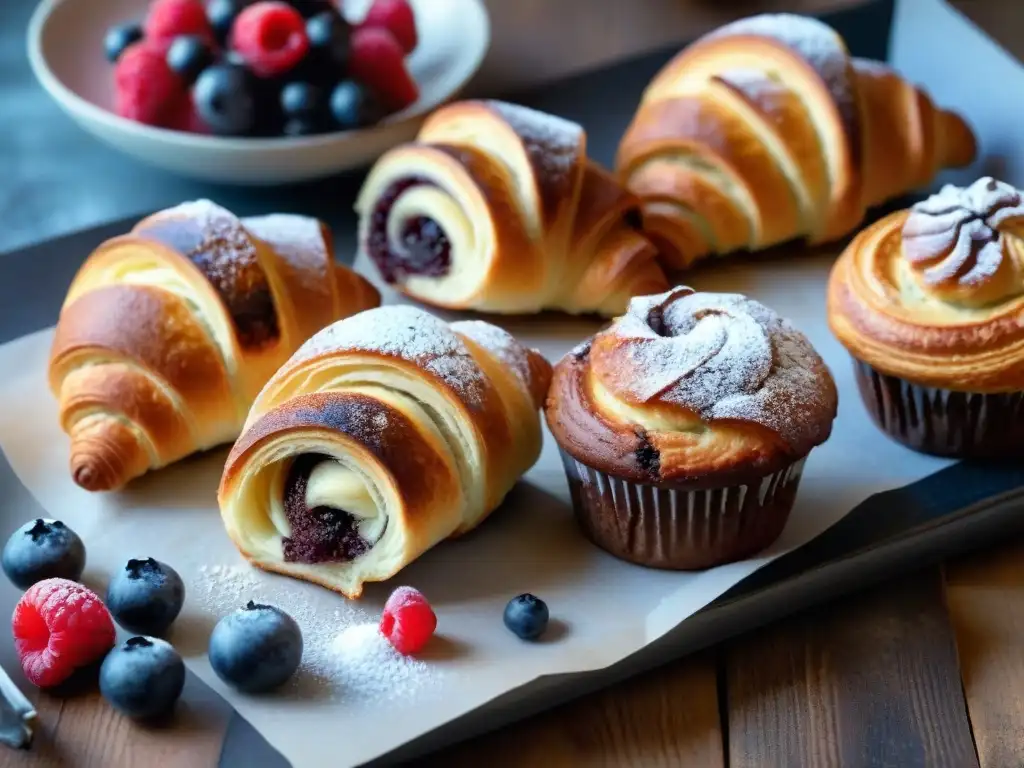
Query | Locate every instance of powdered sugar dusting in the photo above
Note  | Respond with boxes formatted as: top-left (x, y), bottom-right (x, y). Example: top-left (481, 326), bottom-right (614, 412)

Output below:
top-left (244, 214), bottom-right (326, 260)
top-left (600, 288), bottom-right (835, 450)
top-left (193, 564), bottom-right (444, 703)
top-left (287, 306), bottom-right (487, 408)
top-left (451, 319), bottom-right (537, 398)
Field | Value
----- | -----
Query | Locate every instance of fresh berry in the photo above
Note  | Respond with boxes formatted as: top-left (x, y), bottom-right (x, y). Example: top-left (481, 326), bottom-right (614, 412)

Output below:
top-left (290, 0), bottom-right (337, 19)
top-left (348, 26), bottom-right (418, 110)
top-left (13, 578), bottom-right (116, 688)
top-left (304, 10), bottom-right (350, 74)
top-left (280, 81), bottom-right (325, 119)
top-left (104, 22), bottom-right (144, 63)
top-left (106, 558), bottom-right (185, 636)
top-left (144, 0), bottom-right (213, 52)
top-left (282, 118), bottom-right (321, 136)
top-left (329, 79), bottom-right (381, 129)
top-left (209, 601), bottom-right (302, 692)
top-left (114, 42), bottom-right (188, 127)
top-left (168, 95), bottom-right (209, 133)
top-left (2, 519), bottom-right (85, 590)
top-left (166, 35), bottom-right (215, 83)
top-left (379, 586), bottom-right (435, 655)
top-left (100, 636), bottom-right (185, 719)
top-left (193, 62), bottom-right (259, 135)
top-left (503, 593), bottom-right (549, 641)
top-left (206, 0), bottom-right (252, 44)
top-left (361, 0), bottom-right (416, 54)
top-left (231, 2), bottom-right (310, 78)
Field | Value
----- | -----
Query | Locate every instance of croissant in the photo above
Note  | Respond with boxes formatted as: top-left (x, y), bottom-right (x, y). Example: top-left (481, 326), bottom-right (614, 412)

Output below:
top-left (616, 13), bottom-right (978, 270)
top-left (48, 200), bottom-right (381, 492)
top-left (355, 99), bottom-right (670, 316)
top-left (217, 305), bottom-right (552, 598)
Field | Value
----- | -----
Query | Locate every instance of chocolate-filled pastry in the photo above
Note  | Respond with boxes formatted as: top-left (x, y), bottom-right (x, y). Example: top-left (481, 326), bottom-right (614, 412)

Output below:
top-left (355, 99), bottom-right (670, 316)
top-left (49, 200), bottom-right (381, 492)
top-left (616, 13), bottom-right (977, 270)
top-left (545, 287), bottom-right (837, 570)
top-left (828, 177), bottom-right (1024, 458)
top-left (217, 305), bottom-right (552, 598)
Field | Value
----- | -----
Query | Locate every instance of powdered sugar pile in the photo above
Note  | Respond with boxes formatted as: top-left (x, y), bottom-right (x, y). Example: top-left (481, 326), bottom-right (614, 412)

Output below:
top-left (193, 564), bottom-right (444, 703)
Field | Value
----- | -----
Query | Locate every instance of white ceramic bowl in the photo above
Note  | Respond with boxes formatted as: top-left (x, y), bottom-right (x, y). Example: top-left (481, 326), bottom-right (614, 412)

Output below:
top-left (27, 0), bottom-right (490, 185)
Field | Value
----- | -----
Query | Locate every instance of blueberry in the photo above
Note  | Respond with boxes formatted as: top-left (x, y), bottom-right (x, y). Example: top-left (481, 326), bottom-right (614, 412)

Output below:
top-left (305, 11), bottom-right (351, 75)
top-left (329, 80), bottom-right (381, 130)
top-left (99, 636), bottom-right (185, 719)
top-left (209, 601), bottom-right (303, 693)
top-left (206, 0), bottom-right (252, 44)
top-left (283, 118), bottom-right (326, 137)
top-left (106, 558), bottom-right (185, 636)
top-left (193, 63), bottom-right (258, 136)
top-left (280, 82), bottom-right (326, 120)
top-left (104, 22), bottom-right (143, 63)
top-left (2, 519), bottom-right (86, 590)
top-left (166, 35), bottom-right (214, 84)
top-left (503, 593), bottom-right (549, 641)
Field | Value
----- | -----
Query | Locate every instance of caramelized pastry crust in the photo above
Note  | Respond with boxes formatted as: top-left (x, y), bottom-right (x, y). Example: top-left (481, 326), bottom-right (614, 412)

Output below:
top-left (828, 177), bottom-right (1024, 392)
top-left (545, 287), bottom-right (838, 486)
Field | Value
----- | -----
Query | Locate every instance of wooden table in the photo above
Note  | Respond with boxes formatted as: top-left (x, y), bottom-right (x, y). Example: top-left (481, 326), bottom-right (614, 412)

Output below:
top-left (4, 537), bottom-right (1023, 767)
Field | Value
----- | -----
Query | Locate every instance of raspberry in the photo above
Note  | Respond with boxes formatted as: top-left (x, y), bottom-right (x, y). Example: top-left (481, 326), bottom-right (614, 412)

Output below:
top-left (361, 0), bottom-right (417, 54)
top-left (232, 2), bottom-right (310, 78)
top-left (114, 42), bottom-right (188, 127)
top-left (144, 0), bottom-right (214, 52)
top-left (379, 586), bottom-right (435, 655)
top-left (349, 27), bottom-right (418, 111)
top-left (13, 578), bottom-right (116, 688)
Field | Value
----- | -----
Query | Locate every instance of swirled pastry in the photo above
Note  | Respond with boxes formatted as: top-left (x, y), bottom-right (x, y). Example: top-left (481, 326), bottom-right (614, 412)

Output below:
top-left (217, 305), bottom-right (551, 598)
top-left (828, 177), bottom-right (1024, 457)
top-left (616, 13), bottom-right (977, 270)
top-left (546, 287), bottom-right (837, 569)
top-left (355, 99), bottom-right (670, 316)
top-left (49, 200), bottom-right (380, 492)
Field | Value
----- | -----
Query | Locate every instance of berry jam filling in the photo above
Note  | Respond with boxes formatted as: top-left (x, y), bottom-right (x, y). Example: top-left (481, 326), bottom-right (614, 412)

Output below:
top-left (281, 454), bottom-right (374, 564)
top-left (367, 177), bottom-right (452, 283)
top-left (634, 429), bottom-right (661, 477)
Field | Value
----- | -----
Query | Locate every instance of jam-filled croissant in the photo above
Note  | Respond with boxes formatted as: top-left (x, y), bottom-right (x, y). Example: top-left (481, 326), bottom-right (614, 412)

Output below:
top-left (355, 99), bottom-right (669, 316)
top-left (217, 305), bottom-right (552, 598)
top-left (48, 200), bottom-right (380, 492)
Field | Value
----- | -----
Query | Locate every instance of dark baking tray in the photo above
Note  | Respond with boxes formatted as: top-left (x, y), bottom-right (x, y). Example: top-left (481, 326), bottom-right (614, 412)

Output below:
top-left (5, 1), bottom-right (1024, 765)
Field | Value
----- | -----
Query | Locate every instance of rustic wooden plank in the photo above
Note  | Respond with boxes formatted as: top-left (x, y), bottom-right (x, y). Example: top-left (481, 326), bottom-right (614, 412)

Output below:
top-left (0, 680), bottom-right (227, 768)
top-left (946, 539), bottom-right (1024, 768)
top-left (725, 569), bottom-right (978, 768)
top-left (425, 652), bottom-right (724, 767)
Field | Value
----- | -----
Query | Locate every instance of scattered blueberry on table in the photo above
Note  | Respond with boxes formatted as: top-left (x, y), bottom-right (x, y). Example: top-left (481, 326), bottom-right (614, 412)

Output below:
top-left (504, 594), bottom-right (549, 641)
top-left (100, 636), bottom-right (186, 719)
top-left (1, 519), bottom-right (86, 590)
top-left (106, 557), bottom-right (186, 636)
top-left (209, 601), bottom-right (303, 692)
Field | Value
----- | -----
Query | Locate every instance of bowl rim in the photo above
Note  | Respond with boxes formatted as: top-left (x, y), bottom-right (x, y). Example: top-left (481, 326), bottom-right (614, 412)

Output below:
top-left (26, 0), bottom-right (491, 151)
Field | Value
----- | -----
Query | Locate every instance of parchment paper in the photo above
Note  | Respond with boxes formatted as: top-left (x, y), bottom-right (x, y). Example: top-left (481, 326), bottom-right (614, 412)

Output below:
top-left (0, 252), bottom-right (952, 767)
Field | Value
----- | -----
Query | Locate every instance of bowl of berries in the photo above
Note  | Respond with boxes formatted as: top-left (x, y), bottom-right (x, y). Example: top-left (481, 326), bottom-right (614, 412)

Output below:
top-left (27, 0), bottom-right (490, 184)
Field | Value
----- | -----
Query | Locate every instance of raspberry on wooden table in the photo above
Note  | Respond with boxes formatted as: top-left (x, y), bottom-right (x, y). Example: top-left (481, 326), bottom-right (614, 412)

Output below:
top-left (380, 586), bottom-right (436, 655)
top-left (114, 42), bottom-right (188, 127)
top-left (13, 578), bottom-right (116, 688)
top-left (231, 1), bottom-right (310, 78)
top-left (349, 26), bottom-right (418, 110)
top-left (144, 0), bottom-right (214, 51)
top-left (361, 0), bottom-right (417, 54)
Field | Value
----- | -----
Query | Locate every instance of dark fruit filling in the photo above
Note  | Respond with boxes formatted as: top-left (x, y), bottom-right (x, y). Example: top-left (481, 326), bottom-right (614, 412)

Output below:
top-left (281, 454), bottom-right (377, 563)
top-left (634, 430), bottom-right (661, 477)
top-left (367, 178), bottom-right (452, 283)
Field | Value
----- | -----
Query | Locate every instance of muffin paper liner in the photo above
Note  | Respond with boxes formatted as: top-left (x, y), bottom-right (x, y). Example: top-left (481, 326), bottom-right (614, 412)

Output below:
top-left (853, 360), bottom-right (1024, 459)
top-left (559, 449), bottom-right (807, 570)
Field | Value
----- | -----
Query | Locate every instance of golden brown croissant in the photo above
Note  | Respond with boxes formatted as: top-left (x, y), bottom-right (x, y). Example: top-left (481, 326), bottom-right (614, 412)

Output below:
top-left (48, 200), bottom-right (381, 492)
top-left (355, 99), bottom-right (670, 316)
top-left (616, 13), bottom-right (978, 270)
top-left (217, 305), bottom-right (552, 598)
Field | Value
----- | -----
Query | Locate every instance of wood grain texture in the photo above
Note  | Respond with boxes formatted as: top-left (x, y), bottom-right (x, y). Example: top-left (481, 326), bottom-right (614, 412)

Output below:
top-left (946, 541), bottom-right (1024, 768)
top-left (725, 569), bottom-right (978, 768)
top-left (423, 652), bottom-right (725, 767)
top-left (0, 680), bottom-right (226, 768)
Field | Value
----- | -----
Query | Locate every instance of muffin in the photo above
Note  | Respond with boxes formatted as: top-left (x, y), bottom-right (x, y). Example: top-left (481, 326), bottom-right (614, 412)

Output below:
top-left (828, 176), bottom-right (1024, 458)
top-left (545, 286), bottom-right (838, 570)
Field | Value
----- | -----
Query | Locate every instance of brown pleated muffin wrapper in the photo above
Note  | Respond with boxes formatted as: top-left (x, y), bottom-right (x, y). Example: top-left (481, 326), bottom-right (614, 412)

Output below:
top-left (852, 360), bottom-right (1024, 459)
top-left (558, 449), bottom-right (807, 570)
